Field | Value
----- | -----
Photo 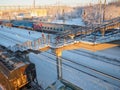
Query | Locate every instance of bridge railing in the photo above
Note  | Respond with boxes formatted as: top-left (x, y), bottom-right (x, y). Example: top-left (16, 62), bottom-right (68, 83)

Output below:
top-left (8, 37), bottom-right (50, 52)
top-left (7, 29), bottom-right (120, 52)
top-left (7, 18), bottom-right (120, 52)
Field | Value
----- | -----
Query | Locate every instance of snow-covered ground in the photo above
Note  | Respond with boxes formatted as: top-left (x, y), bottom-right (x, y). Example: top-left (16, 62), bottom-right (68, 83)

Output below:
top-left (29, 52), bottom-right (57, 89)
top-left (29, 48), bottom-right (120, 90)
top-left (52, 18), bottom-right (85, 26)
top-left (62, 49), bottom-right (120, 89)
top-left (0, 26), bottom-right (55, 51)
top-left (0, 25), bottom-right (120, 90)
top-left (0, 25), bottom-right (119, 52)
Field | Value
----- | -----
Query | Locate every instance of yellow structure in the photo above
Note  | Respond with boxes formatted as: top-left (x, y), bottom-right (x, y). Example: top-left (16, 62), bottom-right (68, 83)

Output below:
top-left (54, 42), bottom-right (119, 57)
top-left (38, 40), bottom-right (119, 57)
top-left (31, 9), bottom-right (47, 17)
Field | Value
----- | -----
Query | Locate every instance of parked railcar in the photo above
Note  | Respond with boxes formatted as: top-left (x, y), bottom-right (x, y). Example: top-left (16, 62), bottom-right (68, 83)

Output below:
top-left (11, 20), bottom-right (34, 30)
top-left (11, 20), bottom-right (72, 33)
top-left (34, 22), bottom-right (67, 33)
top-left (0, 46), bottom-right (37, 90)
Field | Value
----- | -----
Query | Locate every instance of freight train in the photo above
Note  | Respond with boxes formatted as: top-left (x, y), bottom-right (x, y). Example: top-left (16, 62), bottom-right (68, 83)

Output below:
top-left (0, 46), bottom-right (39, 90)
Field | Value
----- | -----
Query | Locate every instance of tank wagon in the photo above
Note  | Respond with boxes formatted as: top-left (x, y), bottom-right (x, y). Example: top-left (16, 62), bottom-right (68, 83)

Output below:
top-left (0, 46), bottom-right (37, 90)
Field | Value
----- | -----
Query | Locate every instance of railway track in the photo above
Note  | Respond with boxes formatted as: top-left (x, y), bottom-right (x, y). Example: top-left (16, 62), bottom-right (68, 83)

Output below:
top-left (25, 81), bottom-right (43, 90)
top-left (0, 29), bottom-right (29, 43)
top-left (34, 51), bottom-right (120, 88)
top-left (1, 27), bottom-right (39, 40)
top-left (70, 49), bottom-right (120, 66)
top-left (0, 32), bottom-right (20, 43)
top-left (62, 50), bottom-right (120, 79)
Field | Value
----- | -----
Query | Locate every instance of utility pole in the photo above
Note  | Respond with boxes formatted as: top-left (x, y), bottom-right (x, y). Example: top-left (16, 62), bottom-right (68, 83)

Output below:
top-left (99, 0), bottom-right (102, 24)
top-left (57, 0), bottom-right (60, 19)
top-left (62, 9), bottom-right (65, 24)
top-left (99, 0), bottom-right (106, 23)
top-left (33, 0), bottom-right (35, 9)
top-left (103, 0), bottom-right (106, 22)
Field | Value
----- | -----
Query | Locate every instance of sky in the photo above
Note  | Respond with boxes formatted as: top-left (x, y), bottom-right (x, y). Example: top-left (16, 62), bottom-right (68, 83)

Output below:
top-left (0, 0), bottom-right (113, 6)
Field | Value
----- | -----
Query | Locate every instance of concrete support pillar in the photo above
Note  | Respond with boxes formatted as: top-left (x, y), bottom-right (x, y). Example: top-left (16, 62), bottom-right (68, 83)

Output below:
top-left (101, 29), bottom-right (105, 37)
top-left (56, 56), bottom-right (62, 80)
top-left (55, 49), bottom-right (62, 80)
top-left (69, 34), bottom-right (75, 41)
top-left (118, 23), bottom-right (120, 33)
top-left (64, 37), bottom-right (66, 44)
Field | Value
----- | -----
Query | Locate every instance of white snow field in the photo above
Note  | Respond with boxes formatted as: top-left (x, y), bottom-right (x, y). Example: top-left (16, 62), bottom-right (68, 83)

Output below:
top-left (0, 26), bottom-right (52, 51)
top-left (62, 49), bottom-right (120, 90)
top-left (29, 48), bottom-right (120, 90)
top-left (52, 18), bottom-right (85, 26)
top-left (29, 52), bottom-right (57, 89)
top-left (0, 25), bottom-right (120, 90)
top-left (0, 25), bottom-right (120, 52)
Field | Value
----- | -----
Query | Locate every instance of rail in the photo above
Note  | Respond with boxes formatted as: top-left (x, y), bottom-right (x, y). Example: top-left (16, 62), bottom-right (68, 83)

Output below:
top-left (0, 17), bottom-right (120, 52)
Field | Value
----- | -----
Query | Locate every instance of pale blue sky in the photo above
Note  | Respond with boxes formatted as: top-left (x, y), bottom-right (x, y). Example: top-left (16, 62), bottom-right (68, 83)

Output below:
top-left (0, 0), bottom-right (113, 6)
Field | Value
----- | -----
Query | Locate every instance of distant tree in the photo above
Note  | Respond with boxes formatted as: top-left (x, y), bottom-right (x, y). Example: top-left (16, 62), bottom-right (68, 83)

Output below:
top-left (108, 0), bottom-right (120, 6)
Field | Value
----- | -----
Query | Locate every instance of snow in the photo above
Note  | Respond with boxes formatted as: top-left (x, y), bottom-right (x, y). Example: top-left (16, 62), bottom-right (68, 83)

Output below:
top-left (52, 18), bottom-right (85, 26)
top-left (0, 24), bottom-right (120, 90)
top-left (51, 80), bottom-right (65, 90)
top-left (29, 52), bottom-right (57, 89)
top-left (62, 58), bottom-right (120, 87)
top-left (0, 34), bottom-right (17, 47)
top-left (0, 26), bottom-right (50, 41)
top-left (0, 25), bottom-right (119, 52)
top-left (62, 64), bottom-right (120, 90)
top-left (61, 49), bottom-right (120, 89)
top-left (62, 50), bottom-right (120, 79)
top-left (97, 47), bottom-right (120, 59)
top-left (0, 26), bottom-right (53, 51)
top-left (28, 49), bottom-right (120, 90)
top-left (0, 28), bottom-right (29, 43)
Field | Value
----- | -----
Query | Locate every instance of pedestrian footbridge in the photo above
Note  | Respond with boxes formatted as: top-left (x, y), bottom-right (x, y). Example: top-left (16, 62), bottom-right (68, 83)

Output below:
top-left (0, 17), bottom-right (120, 53)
